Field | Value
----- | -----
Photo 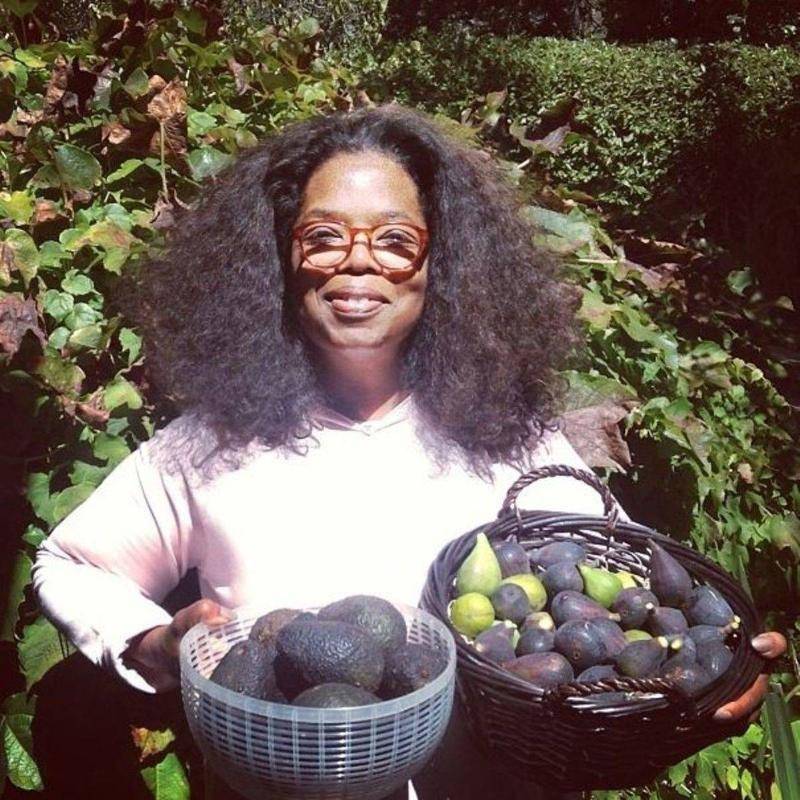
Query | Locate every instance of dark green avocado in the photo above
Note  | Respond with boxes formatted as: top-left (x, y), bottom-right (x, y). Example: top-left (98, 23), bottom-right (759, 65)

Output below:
top-left (210, 639), bottom-right (286, 702)
top-left (379, 643), bottom-right (447, 699)
top-left (248, 608), bottom-right (304, 646)
top-left (317, 595), bottom-right (407, 652)
top-left (292, 682), bottom-right (380, 708)
top-left (275, 619), bottom-right (385, 697)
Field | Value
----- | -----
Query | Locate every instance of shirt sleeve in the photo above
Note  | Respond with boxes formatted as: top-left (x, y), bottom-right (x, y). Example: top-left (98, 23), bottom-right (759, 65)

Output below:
top-left (515, 427), bottom-right (631, 521)
top-left (31, 429), bottom-right (198, 693)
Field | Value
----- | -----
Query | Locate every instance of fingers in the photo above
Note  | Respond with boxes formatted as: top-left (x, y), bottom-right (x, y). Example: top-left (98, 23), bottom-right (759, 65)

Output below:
top-left (751, 632), bottom-right (788, 660)
top-left (713, 674), bottom-right (770, 723)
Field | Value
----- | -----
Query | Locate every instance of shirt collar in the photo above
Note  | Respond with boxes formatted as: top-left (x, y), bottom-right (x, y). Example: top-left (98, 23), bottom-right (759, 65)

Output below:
top-left (310, 393), bottom-right (414, 434)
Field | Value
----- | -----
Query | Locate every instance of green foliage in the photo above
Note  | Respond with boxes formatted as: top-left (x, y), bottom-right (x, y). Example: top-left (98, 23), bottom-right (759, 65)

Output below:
top-left (350, 26), bottom-right (800, 297)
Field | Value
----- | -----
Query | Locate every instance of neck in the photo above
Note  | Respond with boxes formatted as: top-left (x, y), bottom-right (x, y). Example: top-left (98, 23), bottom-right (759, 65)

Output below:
top-left (316, 349), bottom-right (407, 422)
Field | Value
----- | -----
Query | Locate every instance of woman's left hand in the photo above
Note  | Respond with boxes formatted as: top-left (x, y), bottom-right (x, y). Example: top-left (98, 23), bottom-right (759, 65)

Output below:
top-left (713, 632), bottom-right (787, 724)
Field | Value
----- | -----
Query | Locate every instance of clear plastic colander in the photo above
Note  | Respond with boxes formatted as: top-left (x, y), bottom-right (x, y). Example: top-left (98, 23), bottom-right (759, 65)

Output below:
top-left (180, 602), bottom-right (456, 800)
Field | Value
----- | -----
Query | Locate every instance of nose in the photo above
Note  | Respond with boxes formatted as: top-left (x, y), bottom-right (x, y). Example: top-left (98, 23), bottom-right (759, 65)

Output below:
top-left (336, 231), bottom-right (380, 275)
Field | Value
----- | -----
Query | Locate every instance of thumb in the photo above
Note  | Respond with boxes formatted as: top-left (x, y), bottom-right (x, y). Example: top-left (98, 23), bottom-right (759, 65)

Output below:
top-left (170, 600), bottom-right (232, 641)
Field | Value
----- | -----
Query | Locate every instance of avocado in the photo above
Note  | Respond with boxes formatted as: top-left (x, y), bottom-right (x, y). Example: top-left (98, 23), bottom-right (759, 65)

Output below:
top-left (275, 619), bottom-right (385, 697)
top-left (292, 682), bottom-right (380, 708)
top-left (379, 643), bottom-right (448, 699)
top-left (210, 639), bottom-right (286, 702)
top-left (317, 595), bottom-right (407, 652)
top-left (249, 608), bottom-right (303, 645)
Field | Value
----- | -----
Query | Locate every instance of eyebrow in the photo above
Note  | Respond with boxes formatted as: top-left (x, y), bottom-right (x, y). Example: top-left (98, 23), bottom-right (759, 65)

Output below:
top-left (301, 208), bottom-right (415, 223)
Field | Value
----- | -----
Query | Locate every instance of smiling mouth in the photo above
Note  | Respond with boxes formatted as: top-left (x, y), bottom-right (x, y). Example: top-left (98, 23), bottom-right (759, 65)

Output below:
top-left (323, 289), bottom-right (388, 318)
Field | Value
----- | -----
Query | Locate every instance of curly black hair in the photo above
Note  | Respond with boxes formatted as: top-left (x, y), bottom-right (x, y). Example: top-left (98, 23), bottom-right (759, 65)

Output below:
top-left (128, 103), bottom-right (581, 477)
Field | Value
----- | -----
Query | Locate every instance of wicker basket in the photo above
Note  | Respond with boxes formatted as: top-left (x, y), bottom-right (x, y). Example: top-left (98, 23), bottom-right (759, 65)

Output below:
top-left (420, 465), bottom-right (766, 791)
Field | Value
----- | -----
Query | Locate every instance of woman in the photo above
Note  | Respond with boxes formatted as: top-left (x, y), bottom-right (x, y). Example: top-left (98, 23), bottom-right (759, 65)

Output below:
top-left (32, 104), bottom-right (784, 798)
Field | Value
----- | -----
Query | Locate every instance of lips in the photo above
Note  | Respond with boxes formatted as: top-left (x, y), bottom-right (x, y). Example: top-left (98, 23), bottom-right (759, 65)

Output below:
top-left (323, 287), bottom-right (389, 317)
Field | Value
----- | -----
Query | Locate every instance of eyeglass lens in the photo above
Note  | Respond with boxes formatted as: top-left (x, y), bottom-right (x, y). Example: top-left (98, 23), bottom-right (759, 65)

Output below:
top-left (299, 223), bottom-right (423, 270)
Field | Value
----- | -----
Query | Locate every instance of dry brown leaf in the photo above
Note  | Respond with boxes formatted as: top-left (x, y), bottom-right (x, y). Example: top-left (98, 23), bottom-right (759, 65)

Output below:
top-left (147, 79), bottom-right (187, 122)
top-left (0, 295), bottom-right (46, 358)
top-left (562, 402), bottom-right (632, 471)
top-left (227, 57), bottom-right (249, 95)
top-left (43, 55), bottom-right (69, 117)
top-left (102, 121), bottom-right (131, 145)
top-left (33, 199), bottom-right (60, 224)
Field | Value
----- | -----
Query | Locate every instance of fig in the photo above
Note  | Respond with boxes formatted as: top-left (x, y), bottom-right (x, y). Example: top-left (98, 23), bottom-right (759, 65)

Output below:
top-left (687, 622), bottom-right (738, 648)
top-left (658, 660), bottom-right (711, 697)
top-left (473, 623), bottom-right (517, 663)
top-left (516, 627), bottom-right (555, 656)
top-left (542, 561), bottom-right (583, 597)
top-left (493, 541), bottom-right (531, 577)
top-left (554, 620), bottom-right (608, 672)
top-left (551, 591), bottom-right (620, 626)
top-left (531, 541), bottom-right (586, 570)
top-left (578, 564), bottom-right (623, 608)
top-left (624, 629), bottom-right (652, 643)
top-left (665, 634), bottom-right (696, 663)
top-left (456, 532), bottom-right (502, 597)
top-left (615, 636), bottom-right (670, 678)
top-left (449, 592), bottom-right (495, 638)
top-left (648, 539), bottom-right (693, 607)
top-left (576, 664), bottom-right (620, 683)
top-left (611, 587), bottom-right (658, 630)
top-left (499, 574), bottom-right (547, 611)
top-left (521, 611), bottom-right (555, 632)
top-left (696, 641), bottom-right (733, 680)
top-left (590, 618), bottom-right (627, 658)
top-left (502, 652), bottom-right (574, 689)
top-left (683, 586), bottom-right (739, 628)
top-left (617, 571), bottom-right (639, 589)
top-left (490, 582), bottom-right (531, 626)
top-left (647, 606), bottom-right (689, 637)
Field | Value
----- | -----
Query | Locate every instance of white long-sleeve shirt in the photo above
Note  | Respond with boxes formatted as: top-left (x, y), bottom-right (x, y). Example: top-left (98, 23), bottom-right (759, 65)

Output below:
top-left (32, 396), bottom-right (614, 694)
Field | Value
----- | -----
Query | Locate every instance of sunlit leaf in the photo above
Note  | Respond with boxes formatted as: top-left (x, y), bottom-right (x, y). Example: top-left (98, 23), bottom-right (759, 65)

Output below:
top-left (35, 349), bottom-right (85, 396)
top-left (0, 552), bottom-right (31, 642)
top-left (1, 694), bottom-right (42, 791)
top-left (54, 143), bottom-right (102, 191)
top-left (104, 375), bottom-right (143, 411)
top-left (18, 616), bottom-right (73, 691)
top-left (51, 483), bottom-right (94, 523)
top-left (187, 146), bottom-right (234, 180)
top-left (141, 752), bottom-right (190, 800)
top-left (0, 191), bottom-right (34, 225)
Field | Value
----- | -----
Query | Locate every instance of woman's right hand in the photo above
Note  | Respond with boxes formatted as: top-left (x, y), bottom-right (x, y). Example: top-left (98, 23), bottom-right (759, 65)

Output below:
top-left (123, 599), bottom-right (232, 691)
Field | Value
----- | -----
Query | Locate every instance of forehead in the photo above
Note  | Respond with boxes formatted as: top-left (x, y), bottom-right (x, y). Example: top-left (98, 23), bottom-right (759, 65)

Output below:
top-left (298, 151), bottom-right (424, 223)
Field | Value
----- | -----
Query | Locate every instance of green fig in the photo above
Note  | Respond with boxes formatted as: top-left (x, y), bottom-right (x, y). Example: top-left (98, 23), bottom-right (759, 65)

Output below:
top-left (500, 573), bottom-right (547, 611)
top-left (521, 611), bottom-right (555, 632)
top-left (624, 629), bottom-right (652, 643)
top-left (578, 564), bottom-right (624, 608)
top-left (648, 539), bottom-right (693, 607)
top-left (456, 532), bottom-right (502, 597)
top-left (449, 592), bottom-right (495, 638)
top-left (617, 571), bottom-right (639, 589)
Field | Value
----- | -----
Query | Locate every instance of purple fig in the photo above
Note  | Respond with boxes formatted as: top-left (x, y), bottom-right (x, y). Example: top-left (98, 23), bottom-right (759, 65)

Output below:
top-left (648, 539), bottom-right (693, 607)
top-left (490, 583), bottom-right (531, 626)
top-left (473, 624), bottom-right (517, 664)
top-left (647, 607), bottom-right (689, 637)
top-left (683, 586), bottom-right (739, 628)
top-left (611, 587), bottom-right (658, 630)
top-left (551, 591), bottom-right (621, 626)
top-left (590, 618), bottom-right (627, 658)
top-left (554, 620), bottom-right (608, 672)
top-left (696, 641), bottom-right (734, 680)
top-left (615, 636), bottom-right (671, 678)
top-left (502, 652), bottom-right (574, 689)
top-left (516, 627), bottom-right (555, 656)
top-left (542, 561), bottom-right (583, 596)
top-left (576, 664), bottom-right (620, 683)
top-left (493, 541), bottom-right (532, 577)
top-left (687, 622), bottom-right (738, 648)
top-left (531, 541), bottom-right (586, 570)
top-left (658, 660), bottom-right (711, 697)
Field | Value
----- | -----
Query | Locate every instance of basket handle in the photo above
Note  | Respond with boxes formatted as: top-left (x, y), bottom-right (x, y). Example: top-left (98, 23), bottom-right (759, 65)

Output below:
top-left (544, 675), bottom-right (695, 710)
top-left (499, 465), bottom-right (621, 533)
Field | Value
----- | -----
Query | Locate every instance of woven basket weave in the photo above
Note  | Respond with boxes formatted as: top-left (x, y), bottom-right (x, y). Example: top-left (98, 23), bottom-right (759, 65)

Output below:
top-left (420, 465), bottom-right (766, 790)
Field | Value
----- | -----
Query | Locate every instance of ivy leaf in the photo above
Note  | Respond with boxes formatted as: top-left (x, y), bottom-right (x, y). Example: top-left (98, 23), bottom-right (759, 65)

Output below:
top-left (42, 289), bottom-right (75, 323)
top-left (93, 432), bottom-right (130, 465)
top-left (54, 143), bottom-right (102, 191)
top-left (1, 229), bottom-right (40, 285)
top-left (64, 302), bottom-right (100, 330)
top-left (0, 551), bottom-right (32, 642)
top-left (18, 616), bottom-right (73, 691)
top-left (294, 17), bottom-right (320, 39)
top-left (50, 483), bottom-right (94, 523)
top-left (26, 473), bottom-right (54, 526)
top-left (61, 270), bottom-right (94, 296)
top-left (123, 67), bottom-right (150, 98)
top-left (131, 727), bottom-right (176, 762)
top-left (67, 324), bottom-right (104, 350)
top-left (1, 694), bottom-right (42, 791)
top-left (22, 525), bottom-right (45, 548)
top-left (766, 514), bottom-right (800, 561)
top-left (141, 753), bottom-right (190, 800)
top-left (119, 327), bottom-right (142, 364)
top-left (69, 460), bottom-right (110, 487)
top-left (187, 146), bottom-right (233, 180)
top-left (2, 0), bottom-right (40, 17)
top-left (0, 191), bottom-right (34, 225)
top-left (35, 349), bottom-right (85, 396)
top-left (104, 375), bottom-right (143, 411)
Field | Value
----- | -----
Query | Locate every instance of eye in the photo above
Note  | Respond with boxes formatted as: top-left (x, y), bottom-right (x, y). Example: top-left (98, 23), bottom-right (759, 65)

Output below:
top-left (376, 228), bottom-right (419, 245)
top-left (302, 225), bottom-right (346, 243)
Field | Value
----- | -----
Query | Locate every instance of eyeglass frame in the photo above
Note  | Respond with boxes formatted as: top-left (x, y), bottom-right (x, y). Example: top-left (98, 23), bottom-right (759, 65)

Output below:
top-left (291, 220), bottom-right (430, 281)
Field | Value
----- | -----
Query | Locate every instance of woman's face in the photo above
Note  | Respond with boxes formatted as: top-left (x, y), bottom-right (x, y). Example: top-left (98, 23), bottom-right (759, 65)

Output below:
top-left (289, 151), bottom-right (428, 360)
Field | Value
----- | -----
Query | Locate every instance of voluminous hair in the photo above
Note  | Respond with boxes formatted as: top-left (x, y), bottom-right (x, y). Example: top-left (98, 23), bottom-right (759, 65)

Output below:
top-left (126, 103), bottom-right (581, 477)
